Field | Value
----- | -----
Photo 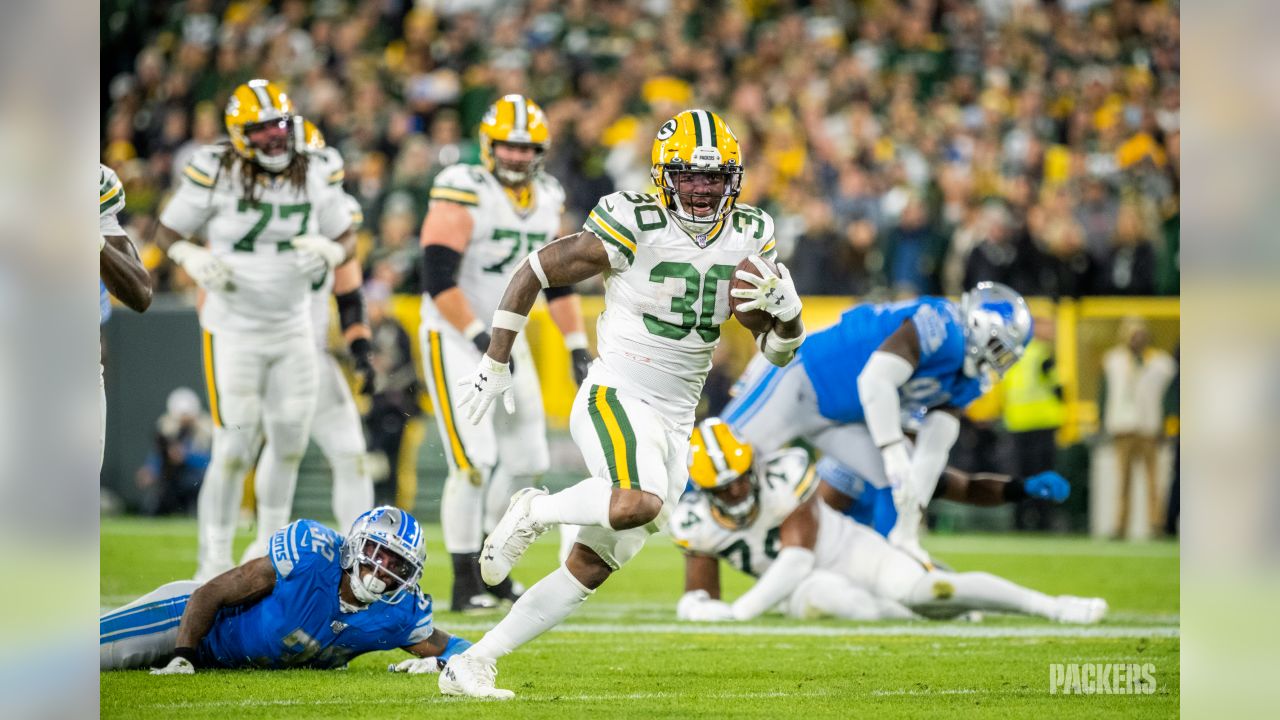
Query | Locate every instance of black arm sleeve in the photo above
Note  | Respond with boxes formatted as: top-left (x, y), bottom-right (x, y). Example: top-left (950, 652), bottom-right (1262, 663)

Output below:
top-left (543, 284), bottom-right (577, 301)
top-left (335, 289), bottom-right (367, 331)
top-left (422, 245), bottom-right (463, 298)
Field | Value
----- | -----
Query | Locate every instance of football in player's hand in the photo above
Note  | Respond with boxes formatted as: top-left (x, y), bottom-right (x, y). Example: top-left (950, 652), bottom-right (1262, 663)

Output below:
top-left (730, 255), bottom-right (778, 335)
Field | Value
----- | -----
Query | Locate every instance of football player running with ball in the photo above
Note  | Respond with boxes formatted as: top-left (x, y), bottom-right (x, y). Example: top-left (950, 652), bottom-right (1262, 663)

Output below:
top-left (671, 419), bottom-right (1106, 625)
top-left (437, 110), bottom-right (806, 698)
top-left (156, 80), bottom-right (357, 582)
top-left (417, 95), bottom-right (589, 612)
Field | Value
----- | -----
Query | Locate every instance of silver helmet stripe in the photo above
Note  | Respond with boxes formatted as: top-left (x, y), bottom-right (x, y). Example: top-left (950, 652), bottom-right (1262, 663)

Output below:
top-left (249, 83), bottom-right (274, 119)
top-left (701, 419), bottom-right (730, 478)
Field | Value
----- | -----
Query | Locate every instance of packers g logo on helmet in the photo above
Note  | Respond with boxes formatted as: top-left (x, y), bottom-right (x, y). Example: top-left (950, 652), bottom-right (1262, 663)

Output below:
top-left (689, 418), bottom-right (759, 528)
top-left (479, 94), bottom-right (550, 186)
top-left (689, 418), bottom-right (754, 490)
top-left (650, 110), bottom-right (743, 235)
top-left (225, 79), bottom-right (302, 172)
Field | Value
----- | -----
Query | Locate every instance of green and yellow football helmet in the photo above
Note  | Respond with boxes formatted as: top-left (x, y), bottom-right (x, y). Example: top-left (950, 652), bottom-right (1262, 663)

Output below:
top-left (650, 109), bottom-right (743, 234)
top-left (479, 94), bottom-right (550, 186)
top-left (689, 418), bottom-right (758, 527)
top-left (225, 79), bottom-right (301, 172)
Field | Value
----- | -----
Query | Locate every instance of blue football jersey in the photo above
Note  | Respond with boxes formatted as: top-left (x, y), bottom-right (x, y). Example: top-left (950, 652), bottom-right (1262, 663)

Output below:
top-left (198, 520), bottom-right (435, 669)
top-left (100, 281), bottom-right (111, 325)
top-left (797, 298), bottom-right (984, 423)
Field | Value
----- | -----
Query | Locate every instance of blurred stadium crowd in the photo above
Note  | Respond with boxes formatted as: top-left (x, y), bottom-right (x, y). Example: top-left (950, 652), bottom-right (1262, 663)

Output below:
top-left (101, 0), bottom-right (1179, 301)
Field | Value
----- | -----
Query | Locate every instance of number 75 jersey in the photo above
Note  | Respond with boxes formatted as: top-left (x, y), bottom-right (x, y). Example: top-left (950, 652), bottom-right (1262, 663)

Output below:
top-left (420, 163), bottom-right (565, 332)
top-left (584, 191), bottom-right (777, 419)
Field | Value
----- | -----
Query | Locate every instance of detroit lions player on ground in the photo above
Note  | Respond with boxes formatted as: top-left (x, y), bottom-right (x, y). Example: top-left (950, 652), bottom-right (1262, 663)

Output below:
top-left (439, 109), bottom-right (806, 698)
top-left (724, 282), bottom-right (1032, 564)
top-left (155, 80), bottom-right (356, 582)
top-left (417, 95), bottom-right (589, 612)
top-left (101, 507), bottom-right (469, 673)
top-left (99, 163), bottom-right (153, 469)
top-left (671, 419), bottom-right (1106, 624)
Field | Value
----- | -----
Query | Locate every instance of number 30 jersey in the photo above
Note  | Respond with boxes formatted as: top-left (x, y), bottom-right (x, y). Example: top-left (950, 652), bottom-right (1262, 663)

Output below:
top-left (583, 192), bottom-right (778, 419)
top-left (159, 145), bottom-right (353, 337)
top-left (420, 164), bottom-right (565, 334)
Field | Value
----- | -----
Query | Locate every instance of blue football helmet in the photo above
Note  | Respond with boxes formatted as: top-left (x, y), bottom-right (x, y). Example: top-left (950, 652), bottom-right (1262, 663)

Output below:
top-left (340, 506), bottom-right (426, 605)
top-left (959, 282), bottom-right (1032, 389)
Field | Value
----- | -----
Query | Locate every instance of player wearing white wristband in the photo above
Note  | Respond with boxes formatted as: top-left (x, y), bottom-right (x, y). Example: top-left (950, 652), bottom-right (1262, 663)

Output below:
top-left (417, 95), bottom-right (588, 612)
top-left (439, 109), bottom-right (804, 699)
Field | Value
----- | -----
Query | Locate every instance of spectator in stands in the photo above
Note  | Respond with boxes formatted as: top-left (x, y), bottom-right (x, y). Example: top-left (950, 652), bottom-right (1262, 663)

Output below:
top-left (135, 387), bottom-right (211, 516)
top-left (1100, 316), bottom-right (1177, 539)
top-left (1100, 201), bottom-right (1158, 295)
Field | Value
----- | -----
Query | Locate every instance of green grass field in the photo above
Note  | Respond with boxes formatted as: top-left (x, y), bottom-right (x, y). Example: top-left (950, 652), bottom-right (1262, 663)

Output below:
top-left (101, 517), bottom-right (1179, 718)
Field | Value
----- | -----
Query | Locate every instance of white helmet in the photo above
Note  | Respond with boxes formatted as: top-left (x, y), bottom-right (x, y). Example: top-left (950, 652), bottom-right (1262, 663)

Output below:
top-left (340, 506), bottom-right (426, 605)
top-left (959, 282), bottom-right (1032, 389)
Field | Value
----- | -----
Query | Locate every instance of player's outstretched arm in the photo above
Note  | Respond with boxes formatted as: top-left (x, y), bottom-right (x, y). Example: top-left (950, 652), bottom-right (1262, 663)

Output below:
top-left (170, 558), bottom-right (277, 665)
top-left (936, 467), bottom-right (1071, 506)
top-left (482, 231), bottom-right (611, 365)
top-left (391, 627), bottom-right (473, 674)
top-left (858, 319), bottom-right (924, 484)
top-left (729, 497), bottom-right (819, 621)
top-left (677, 554), bottom-right (734, 621)
top-left (100, 233), bottom-right (152, 313)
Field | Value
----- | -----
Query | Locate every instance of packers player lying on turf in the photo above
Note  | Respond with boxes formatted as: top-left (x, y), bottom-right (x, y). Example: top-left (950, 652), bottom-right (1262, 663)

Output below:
top-left (100, 507), bottom-right (469, 674)
top-left (671, 419), bottom-right (1106, 624)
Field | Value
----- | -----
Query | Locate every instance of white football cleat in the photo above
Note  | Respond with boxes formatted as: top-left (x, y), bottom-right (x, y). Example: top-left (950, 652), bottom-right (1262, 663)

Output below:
top-left (193, 559), bottom-right (232, 584)
top-left (480, 487), bottom-right (548, 586)
top-left (1053, 596), bottom-right (1108, 624)
top-left (438, 654), bottom-right (514, 700)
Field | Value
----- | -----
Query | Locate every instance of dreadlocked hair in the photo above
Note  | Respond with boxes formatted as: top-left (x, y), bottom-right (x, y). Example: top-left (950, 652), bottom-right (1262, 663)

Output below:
top-left (213, 141), bottom-right (310, 204)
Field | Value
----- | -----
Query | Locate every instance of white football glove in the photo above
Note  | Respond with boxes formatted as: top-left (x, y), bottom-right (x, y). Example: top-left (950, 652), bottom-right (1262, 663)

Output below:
top-left (169, 240), bottom-right (233, 291)
top-left (455, 355), bottom-right (515, 425)
top-left (677, 590), bottom-right (736, 622)
top-left (388, 657), bottom-right (443, 675)
top-left (881, 440), bottom-right (912, 495)
top-left (150, 656), bottom-right (195, 675)
top-left (730, 256), bottom-right (801, 322)
top-left (99, 233), bottom-right (106, 252)
top-left (291, 233), bottom-right (347, 269)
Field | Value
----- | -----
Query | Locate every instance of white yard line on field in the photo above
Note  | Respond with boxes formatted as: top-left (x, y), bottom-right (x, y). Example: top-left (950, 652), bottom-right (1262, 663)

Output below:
top-left (440, 620), bottom-right (1178, 639)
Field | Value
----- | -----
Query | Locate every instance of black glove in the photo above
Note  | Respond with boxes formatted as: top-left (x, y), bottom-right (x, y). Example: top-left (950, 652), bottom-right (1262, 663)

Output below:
top-left (349, 337), bottom-right (375, 396)
top-left (571, 348), bottom-right (592, 386)
top-left (473, 330), bottom-right (515, 373)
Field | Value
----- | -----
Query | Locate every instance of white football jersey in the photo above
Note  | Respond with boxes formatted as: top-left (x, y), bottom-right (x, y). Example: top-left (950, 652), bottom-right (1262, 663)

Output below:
top-left (160, 144), bottom-right (352, 336)
top-left (671, 448), bottom-right (856, 578)
top-left (420, 164), bottom-right (565, 334)
top-left (583, 192), bottom-right (778, 418)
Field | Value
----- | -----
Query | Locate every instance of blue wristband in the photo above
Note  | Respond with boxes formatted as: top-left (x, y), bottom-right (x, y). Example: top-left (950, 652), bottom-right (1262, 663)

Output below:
top-left (440, 635), bottom-right (472, 661)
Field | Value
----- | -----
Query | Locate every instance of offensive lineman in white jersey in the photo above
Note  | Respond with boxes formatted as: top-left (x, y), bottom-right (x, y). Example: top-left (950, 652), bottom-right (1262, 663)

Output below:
top-left (239, 126), bottom-right (375, 562)
top-left (99, 164), bottom-right (153, 468)
top-left (418, 95), bottom-right (590, 612)
top-left (672, 419), bottom-right (1108, 624)
top-left (439, 109), bottom-right (806, 698)
top-left (156, 80), bottom-right (357, 582)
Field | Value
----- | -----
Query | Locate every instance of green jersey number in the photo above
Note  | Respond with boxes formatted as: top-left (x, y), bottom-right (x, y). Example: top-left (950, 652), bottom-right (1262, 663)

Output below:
top-left (621, 192), bottom-right (668, 231)
top-left (233, 201), bottom-right (312, 252)
top-left (718, 527), bottom-right (782, 576)
top-left (643, 262), bottom-right (734, 343)
top-left (482, 229), bottom-right (548, 274)
top-left (731, 204), bottom-right (765, 240)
